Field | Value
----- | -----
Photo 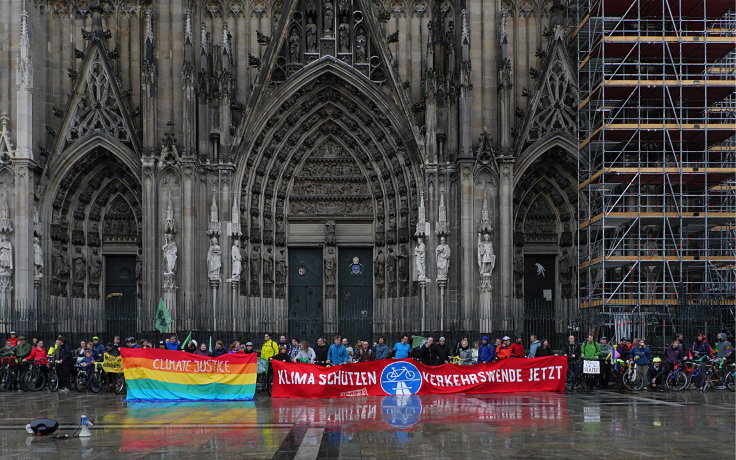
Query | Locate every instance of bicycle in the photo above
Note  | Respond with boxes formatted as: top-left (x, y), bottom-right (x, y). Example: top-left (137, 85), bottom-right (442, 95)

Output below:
top-left (565, 358), bottom-right (581, 390)
top-left (75, 364), bottom-right (92, 392)
top-left (700, 357), bottom-right (733, 391)
top-left (665, 363), bottom-right (690, 391)
top-left (724, 362), bottom-right (735, 392)
top-left (113, 373), bottom-right (126, 394)
top-left (46, 360), bottom-right (60, 392)
top-left (20, 360), bottom-right (47, 392)
top-left (621, 360), bottom-right (644, 391)
top-left (387, 366), bottom-right (416, 381)
top-left (0, 356), bottom-right (24, 392)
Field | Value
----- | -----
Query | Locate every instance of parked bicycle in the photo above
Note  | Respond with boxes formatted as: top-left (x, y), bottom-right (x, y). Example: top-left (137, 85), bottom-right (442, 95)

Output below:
top-left (621, 360), bottom-right (644, 391)
top-left (20, 360), bottom-right (47, 392)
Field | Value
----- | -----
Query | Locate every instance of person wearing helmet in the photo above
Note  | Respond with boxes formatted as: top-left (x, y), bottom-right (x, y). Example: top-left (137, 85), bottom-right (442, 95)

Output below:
top-left (647, 357), bottom-right (666, 391)
top-left (478, 336), bottom-right (495, 363)
top-left (496, 337), bottom-right (512, 360)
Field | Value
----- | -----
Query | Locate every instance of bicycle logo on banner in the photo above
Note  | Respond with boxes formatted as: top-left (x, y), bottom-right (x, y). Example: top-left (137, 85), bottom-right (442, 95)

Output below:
top-left (380, 361), bottom-right (423, 395)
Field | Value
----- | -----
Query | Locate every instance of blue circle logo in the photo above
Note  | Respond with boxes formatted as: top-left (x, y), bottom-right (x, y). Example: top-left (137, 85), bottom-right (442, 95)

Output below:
top-left (380, 361), bottom-right (422, 395)
top-left (381, 395), bottom-right (422, 427)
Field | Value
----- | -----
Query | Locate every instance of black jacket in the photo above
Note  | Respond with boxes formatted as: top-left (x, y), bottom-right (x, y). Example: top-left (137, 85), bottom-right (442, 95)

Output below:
top-left (314, 344), bottom-right (329, 364)
top-left (536, 347), bottom-right (554, 357)
top-left (563, 342), bottom-right (581, 359)
top-left (416, 344), bottom-right (438, 365)
top-left (434, 343), bottom-right (451, 364)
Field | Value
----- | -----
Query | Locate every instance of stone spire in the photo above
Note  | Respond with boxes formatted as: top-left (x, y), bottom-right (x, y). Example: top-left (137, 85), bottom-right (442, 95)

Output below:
top-left (17, 0), bottom-right (33, 90)
top-left (0, 195), bottom-right (14, 234)
top-left (0, 113), bottom-right (14, 159)
top-left (164, 191), bottom-right (177, 234)
top-left (208, 191), bottom-right (220, 236)
top-left (480, 196), bottom-right (492, 234)
top-left (436, 192), bottom-right (449, 236)
top-left (415, 191), bottom-right (427, 237)
top-left (184, 9), bottom-right (193, 45)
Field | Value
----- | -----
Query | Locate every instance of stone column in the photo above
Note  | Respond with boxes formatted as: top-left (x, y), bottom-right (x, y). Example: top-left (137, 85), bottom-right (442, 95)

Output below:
top-left (141, 157), bottom-right (158, 330)
top-left (498, 158), bottom-right (514, 323)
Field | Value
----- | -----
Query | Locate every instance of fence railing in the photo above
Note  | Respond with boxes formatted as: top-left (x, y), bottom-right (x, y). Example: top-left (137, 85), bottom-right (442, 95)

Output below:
top-left (1, 297), bottom-right (732, 354)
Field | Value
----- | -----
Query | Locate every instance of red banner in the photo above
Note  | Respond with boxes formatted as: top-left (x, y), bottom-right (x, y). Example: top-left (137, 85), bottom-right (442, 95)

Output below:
top-left (271, 357), bottom-right (567, 398)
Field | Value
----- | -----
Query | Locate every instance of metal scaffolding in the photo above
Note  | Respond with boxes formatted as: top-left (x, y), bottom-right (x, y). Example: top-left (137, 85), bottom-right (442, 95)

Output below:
top-left (575, 1), bottom-right (736, 315)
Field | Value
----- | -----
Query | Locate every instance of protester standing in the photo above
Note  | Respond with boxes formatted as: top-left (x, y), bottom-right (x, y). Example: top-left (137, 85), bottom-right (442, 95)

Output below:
top-left (374, 337), bottom-right (389, 360)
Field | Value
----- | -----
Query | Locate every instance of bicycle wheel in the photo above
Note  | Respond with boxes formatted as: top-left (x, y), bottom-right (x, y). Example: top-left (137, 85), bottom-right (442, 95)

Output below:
top-left (666, 371), bottom-right (688, 391)
top-left (75, 373), bottom-right (88, 392)
top-left (113, 374), bottom-right (125, 395)
top-left (47, 371), bottom-right (59, 392)
top-left (0, 370), bottom-right (11, 392)
top-left (24, 369), bottom-right (45, 392)
top-left (89, 372), bottom-right (103, 393)
top-left (725, 371), bottom-right (735, 392)
top-left (622, 370), bottom-right (644, 391)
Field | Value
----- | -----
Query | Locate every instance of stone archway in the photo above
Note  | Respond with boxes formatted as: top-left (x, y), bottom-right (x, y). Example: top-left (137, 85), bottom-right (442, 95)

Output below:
top-left (234, 64), bottom-right (423, 338)
top-left (43, 146), bottom-right (141, 335)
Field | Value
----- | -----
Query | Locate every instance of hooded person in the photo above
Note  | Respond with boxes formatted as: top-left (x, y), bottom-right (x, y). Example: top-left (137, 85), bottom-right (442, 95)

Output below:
top-left (690, 332), bottom-right (712, 361)
top-left (478, 336), bottom-right (495, 364)
top-left (716, 333), bottom-right (732, 359)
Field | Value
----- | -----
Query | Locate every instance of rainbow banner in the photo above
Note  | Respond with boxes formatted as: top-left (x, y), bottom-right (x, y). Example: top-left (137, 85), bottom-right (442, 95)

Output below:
top-left (120, 348), bottom-right (257, 401)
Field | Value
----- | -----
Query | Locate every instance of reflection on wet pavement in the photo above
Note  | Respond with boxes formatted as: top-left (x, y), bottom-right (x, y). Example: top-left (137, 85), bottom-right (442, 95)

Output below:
top-left (0, 390), bottom-right (733, 458)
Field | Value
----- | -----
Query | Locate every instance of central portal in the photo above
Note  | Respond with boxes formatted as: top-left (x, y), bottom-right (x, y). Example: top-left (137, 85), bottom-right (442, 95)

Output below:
top-left (338, 247), bottom-right (373, 342)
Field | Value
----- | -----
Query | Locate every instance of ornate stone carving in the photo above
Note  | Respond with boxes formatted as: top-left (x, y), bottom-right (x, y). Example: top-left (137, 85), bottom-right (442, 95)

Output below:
top-left (514, 247), bottom-right (524, 298)
top-left (386, 247), bottom-right (397, 297)
top-left (250, 245), bottom-right (260, 296)
top-left (414, 238), bottom-right (426, 281)
top-left (0, 234), bottom-right (13, 274)
top-left (479, 196), bottom-right (493, 234)
top-left (559, 248), bottom-right (573, 298)
top-left (435, 236), bottom-right (450, 280)
top-left (207, 236), bottom-right (222, 282)
top-left (33, 236), bottom-right (43, 279)
top-left (324, 246), bottom-right (336, 297)
top-left (477, 233), bottom-right (496, 276)
top-left (162, 233), bottom-right (177, 275)
top-left (415, 191), bottom-right (427, 237)
top-left (289, 140), bottom-right (373, 217)
top-left (231, 240), bottom-right (242, 280)
top-left (275, 248), bottom-right (287, 298)
top-left (0, 113), bottom-right (14, 159)
top-left (436, 192), bottom-right (449, 236)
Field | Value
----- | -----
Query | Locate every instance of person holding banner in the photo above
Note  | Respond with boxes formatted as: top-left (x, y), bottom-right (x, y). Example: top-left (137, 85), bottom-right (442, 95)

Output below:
top-left (327, 335), bottom-right (348, 365)
top-left (478, 336), bottom-right (495, 363)
top-left (295, 341), bottom-right (316, 363)
top-left (392, 336), bottom-right (411, 359)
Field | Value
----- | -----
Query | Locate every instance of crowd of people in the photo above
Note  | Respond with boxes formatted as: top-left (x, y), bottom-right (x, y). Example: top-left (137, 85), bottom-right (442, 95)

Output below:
top-left (1, 329), bottom-right (733, 392)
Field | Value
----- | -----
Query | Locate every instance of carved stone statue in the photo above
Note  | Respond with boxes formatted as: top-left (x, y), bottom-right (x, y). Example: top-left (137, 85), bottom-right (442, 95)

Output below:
top-left (231, 240), bottom-right (242, 279)
top-left (135, 251), bottom-right (142, 281)
top-left (72, 249), bottom-right (86, 283)
top-left (324, 247), bottom-right (336, 285)
top-left (398, 245), bottom-right (409, 282)
top-left (33, 236), bottom-right (43, 278)
top-left (306, 20), bottom-right (317, 52)
top-left (374, 248), bottom-right (385, 281)
top-left (559, 249), bottom-right (572, 298)
top-left (275, 248), bottom-right (287, 285)
top-left (436, 236), bottom-right (450, 280)
top-left (323, 0), bottom-right (334, 34)
top-left (89, 249), bottom-right (101, 284)
top-left (207, 236), bottom-right (222, 281)
top-left (477, 233), bottom-right (496, 275)
top-left (386, 247), bottom-right (397, 296)
top-left (289, 29), bottom-right (300, 61)
top-left (250, 245), bottom-right (260, 277)
top-left (414, 238), bottom-right (426, 281)
top-left (263, 247), bottom-right (273, 283)
top-left (0, 234), bottom-right (12, 274)
top-left (162, 233), bottom-right (178, 275)
top-left (355, 33), bottom-right (366, 62)
top-left (338, 22), bottom-right (349, 53)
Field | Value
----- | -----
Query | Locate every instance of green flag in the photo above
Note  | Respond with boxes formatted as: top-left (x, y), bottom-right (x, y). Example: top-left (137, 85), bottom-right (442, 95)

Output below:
top-left (180, 331), bottom-right (193, 350)
top-left (154, 298), bottom-right (172, 334)
top-left (411, 336), bottom-right (426, 349)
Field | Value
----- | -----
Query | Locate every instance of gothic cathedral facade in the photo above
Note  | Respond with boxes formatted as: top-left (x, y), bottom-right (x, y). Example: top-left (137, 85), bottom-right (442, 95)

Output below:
top-left (0, 0), bottom-right (578, 340)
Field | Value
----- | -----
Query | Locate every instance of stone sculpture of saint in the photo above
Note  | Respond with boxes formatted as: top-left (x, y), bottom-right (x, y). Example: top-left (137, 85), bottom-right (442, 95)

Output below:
top-left (355, 33), bottom-right (366, 62)
top-left (477, 233), bottom-right (496, 275)
top-left (231, 240), bottom-right (242, 279)
top-left (323, 0), bottom-right (334, 34)
top-left (306, 20), bottom-right (317, 52)
top-left (275, 249), bottom-right (287, 284)
top-left (89, 249), bottom-right (102, 284)
top-left (414, 237), bottom-right (426, 281)
top-left (338, 22), bottom-right (349, 53)
top-left (324, 247), bottom-right (336, 285)
top-left (435, 236), bottom-right (450, 280)
top-left (162, 233), bottom-right (178, 275)
top-left (0, 235), bottom-right (12, 274)
top-left (33, 236), bottom-right (43, 278)
top-left (73, 250), bottom-right (86, 283)
top-left (289, 29), bottom-right (300, 61)
top-left (207, 237), bottom-right (222, 281)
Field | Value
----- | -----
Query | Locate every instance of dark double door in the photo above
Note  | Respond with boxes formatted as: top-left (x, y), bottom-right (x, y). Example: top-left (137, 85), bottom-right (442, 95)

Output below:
top-left (104, 255), bottom-right (137, 338)
top-left (337, 248), bottom-right (373, 342)
top-left (288, 247), bottom-right (373, 343)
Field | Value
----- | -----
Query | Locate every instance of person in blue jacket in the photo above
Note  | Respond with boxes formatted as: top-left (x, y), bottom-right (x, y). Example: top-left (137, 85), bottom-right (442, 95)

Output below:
top-left (327, 335), bottom-right (348, 365)
top-left (478, 336), bottom-right (495, 364)
top-left (631, 339), bottom-right (652, 383)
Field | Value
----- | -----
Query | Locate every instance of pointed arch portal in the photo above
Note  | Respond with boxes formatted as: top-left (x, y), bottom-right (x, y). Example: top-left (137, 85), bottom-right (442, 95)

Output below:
top-left (234, 57), bottom-right (423, 337)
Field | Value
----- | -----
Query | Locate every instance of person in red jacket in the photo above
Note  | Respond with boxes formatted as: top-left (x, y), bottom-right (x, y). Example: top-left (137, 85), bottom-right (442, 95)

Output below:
top-left (24, 340), bottom-right (48, 366)
top-left (7, 331), bottom-right (18, 347)
top-left (496, 337), bottom-right (512, 359)
top-left (510, 336), bottom-right (525, 358)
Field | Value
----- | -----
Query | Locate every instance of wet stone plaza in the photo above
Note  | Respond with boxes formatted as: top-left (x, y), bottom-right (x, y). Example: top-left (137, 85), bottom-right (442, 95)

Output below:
top-left (0, 390), bottom-right (733, 459)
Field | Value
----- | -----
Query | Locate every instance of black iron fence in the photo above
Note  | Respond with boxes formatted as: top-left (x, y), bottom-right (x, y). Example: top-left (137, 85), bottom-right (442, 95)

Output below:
top-left (1, 297), bottom-right (733, 354)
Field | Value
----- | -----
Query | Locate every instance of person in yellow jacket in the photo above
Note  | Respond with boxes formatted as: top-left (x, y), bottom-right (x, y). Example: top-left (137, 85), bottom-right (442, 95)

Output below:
top-left (260, 333), bottom-right (279, 360)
